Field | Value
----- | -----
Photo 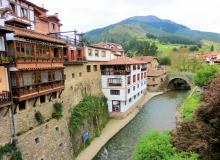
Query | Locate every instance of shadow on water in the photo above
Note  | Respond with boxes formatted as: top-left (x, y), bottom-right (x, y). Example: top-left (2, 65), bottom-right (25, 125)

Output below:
top-left (94, 91), bottom-right (189, 160)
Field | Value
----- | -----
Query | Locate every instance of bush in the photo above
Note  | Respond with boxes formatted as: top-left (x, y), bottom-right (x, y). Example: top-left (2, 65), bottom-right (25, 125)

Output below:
top-left (52, 102), bottom-right (63, 120)
top-left (35, 111), bottom-right (44, 124)
top-left (134, 131), bottom-right (197, 160)
top-left (11, 151), bottom-right (22, 160)
top-left (193, 65), bottom-right (219, 87)
top-left (158, 56), bottom-right (171, 66)
top-left (180, 95), bottom-right (201, 120)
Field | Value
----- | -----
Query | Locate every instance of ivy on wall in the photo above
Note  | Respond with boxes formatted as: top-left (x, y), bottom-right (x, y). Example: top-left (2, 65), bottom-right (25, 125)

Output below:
top-left (0, 139), bottom-right (22, 160)
top-left (69, 96), bottom-right (109, 156)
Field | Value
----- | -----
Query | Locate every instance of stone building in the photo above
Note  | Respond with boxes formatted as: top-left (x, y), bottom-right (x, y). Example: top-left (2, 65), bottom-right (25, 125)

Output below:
top-left (134, 56), bottom-right (166, 91)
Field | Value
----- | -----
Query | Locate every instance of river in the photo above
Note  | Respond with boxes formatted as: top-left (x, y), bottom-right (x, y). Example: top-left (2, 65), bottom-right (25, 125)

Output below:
top-left (94, 91), bottom-right (189, 160)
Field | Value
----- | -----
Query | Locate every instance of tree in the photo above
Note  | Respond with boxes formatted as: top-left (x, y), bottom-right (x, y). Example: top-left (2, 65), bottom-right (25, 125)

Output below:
top-left (193, 65), bottom-right (219, 87)
top-left (210, 45), bottom-right (214, 51)
top-left (158, 56), bottom-right (171, 66)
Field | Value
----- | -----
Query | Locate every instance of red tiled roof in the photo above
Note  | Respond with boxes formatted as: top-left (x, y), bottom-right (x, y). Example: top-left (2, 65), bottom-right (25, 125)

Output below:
top-left (134, 56), bottom-right (157, 63)
top-left (6, 25), bottom-right (65, 44)
top-left (148, 69), bottom-right (166, 77)
top-left (199, 51), bottom-right (220, 58)
top-left (103, 56), bottom-right (146, 65)
top-left (92, 42), bottom-right (124, 52)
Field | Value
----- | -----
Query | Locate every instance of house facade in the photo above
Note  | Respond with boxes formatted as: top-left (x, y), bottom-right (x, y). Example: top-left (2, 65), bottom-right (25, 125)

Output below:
top-left (101, 57), bottom-right (147, 116)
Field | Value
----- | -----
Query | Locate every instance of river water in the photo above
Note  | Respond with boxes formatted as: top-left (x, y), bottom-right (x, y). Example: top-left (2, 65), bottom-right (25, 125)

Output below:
top-left (94, 91), bottom-right (189, 160)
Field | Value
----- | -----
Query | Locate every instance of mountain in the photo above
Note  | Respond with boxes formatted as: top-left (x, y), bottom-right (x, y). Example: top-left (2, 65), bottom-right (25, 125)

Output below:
top-left (85, 15), bottom-right (220, 44)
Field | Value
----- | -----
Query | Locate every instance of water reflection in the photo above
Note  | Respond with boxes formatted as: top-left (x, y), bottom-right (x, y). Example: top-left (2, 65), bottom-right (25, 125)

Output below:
top-left (94, 91), bottom-right (189, 160)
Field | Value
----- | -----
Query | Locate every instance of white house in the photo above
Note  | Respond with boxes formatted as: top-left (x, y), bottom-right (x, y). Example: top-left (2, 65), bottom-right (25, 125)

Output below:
top-left (101, 56), bottom-right (147, 114)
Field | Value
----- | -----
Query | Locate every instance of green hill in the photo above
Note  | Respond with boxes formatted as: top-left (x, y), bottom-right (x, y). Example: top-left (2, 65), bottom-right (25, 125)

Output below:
top-left (85, 15), bottom-right (220, 44)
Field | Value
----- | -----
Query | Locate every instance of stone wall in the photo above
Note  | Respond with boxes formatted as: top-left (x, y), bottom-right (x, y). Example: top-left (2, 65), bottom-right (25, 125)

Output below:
top-left (0, 108), bottom-right (11, 146)
top-left (17, 119), bottom-right (73, 160)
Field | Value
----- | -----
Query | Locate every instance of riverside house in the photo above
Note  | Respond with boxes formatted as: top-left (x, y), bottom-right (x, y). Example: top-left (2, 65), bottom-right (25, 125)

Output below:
top-left (101, 56), bottom-right (147, 117)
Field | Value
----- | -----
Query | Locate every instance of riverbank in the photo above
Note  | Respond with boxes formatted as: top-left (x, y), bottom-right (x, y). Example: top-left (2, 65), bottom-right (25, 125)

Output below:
top-left (75, 92), bottom-right (163, 160)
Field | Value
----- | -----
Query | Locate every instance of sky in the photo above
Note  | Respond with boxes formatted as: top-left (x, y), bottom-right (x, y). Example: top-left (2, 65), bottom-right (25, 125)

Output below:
top-left (31, 0), bottom-right (220, 34)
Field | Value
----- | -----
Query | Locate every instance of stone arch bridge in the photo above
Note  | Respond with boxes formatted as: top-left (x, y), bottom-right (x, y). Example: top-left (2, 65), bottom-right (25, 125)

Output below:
top-left (162, 72), bottom-right (194, 90)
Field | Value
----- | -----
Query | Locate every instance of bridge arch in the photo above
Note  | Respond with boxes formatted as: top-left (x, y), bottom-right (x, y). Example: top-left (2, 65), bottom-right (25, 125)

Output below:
top-left (163, 72), bottom-right (194, 90)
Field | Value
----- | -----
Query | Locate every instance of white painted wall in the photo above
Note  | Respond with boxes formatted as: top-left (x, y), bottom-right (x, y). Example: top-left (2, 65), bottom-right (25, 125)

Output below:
top-left (101, 64), bottom-right (147, 113)
top-left (84, 46), bottom-right (117, 62)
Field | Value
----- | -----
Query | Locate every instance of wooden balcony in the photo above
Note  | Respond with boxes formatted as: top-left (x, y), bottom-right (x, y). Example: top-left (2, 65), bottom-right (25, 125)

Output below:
top-left (0, 91), bottom-right (12, 108)
top-left (15, 57), bottom-right (63, 63)
top-left (101, 70), bottom-right (130, 75)
top-left (64, 57), bottom-right (87, 65)
top-left (12, 80), bottom-right (65, 102)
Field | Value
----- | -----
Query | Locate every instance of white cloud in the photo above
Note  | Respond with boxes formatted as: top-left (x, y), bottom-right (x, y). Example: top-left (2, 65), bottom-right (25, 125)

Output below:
top-left (31, 0), bottom-right (220, 33)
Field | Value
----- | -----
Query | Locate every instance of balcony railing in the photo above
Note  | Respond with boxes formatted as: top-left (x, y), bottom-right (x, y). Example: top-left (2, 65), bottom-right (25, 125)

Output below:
top-left (15, 57), bottom-right (63, 63)
top-left (12, 80), bottom-right (65, 101)
top-left (64, 57), bottom-right (87, 65)
top-left (108, 83), bottom-right (122, 87)
top-left (0, 91), bottom-right (12, 107)
top-left (101, 70), bottom-right (131, 75)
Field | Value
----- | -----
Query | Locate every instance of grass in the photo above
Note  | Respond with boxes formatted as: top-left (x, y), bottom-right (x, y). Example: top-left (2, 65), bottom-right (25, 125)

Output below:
top-left (180, 94), bottom-right (201, 120)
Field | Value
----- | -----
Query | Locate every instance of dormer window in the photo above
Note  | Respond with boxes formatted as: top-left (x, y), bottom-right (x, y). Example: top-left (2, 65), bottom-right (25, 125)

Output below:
top-left (21, 8), bottom-right (28, 19)
top-left (10, 3), bottom-right (16, 14)
top-left (51, 23), bottom-right (56, 30)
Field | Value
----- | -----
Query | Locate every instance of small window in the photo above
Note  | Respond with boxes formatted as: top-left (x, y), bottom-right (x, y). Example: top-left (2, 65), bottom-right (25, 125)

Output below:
top-left (128, 89), bottom-right (130, 94)
top-left (21, 7), bottom-right (28, 18)
top-left (88, 49), bottom-right (92, 56)
top-left (18, 101), bottom-right (26, 111)
top-left (35, 137), bottom-right (40, 144)
top-left (95, 50), bottom-right (99, 57)
top-left (10, 3), bottom-right (16, 14)
top-left (93, 65), bottom-right (98, 71)
top-left (87, 65), bottom-right (91, 72)
top-left (133, 75), bottom-right (136, 83)
top-left (72, 73), bottom-right (75, 78)
top-left (79, 72), bottom-right (82, 77)
top-left (152, 78), bottom-right (155, 81)
top-left (127, 76), bottom-right (131, 85)
top-left (55, 127), bottom-right (59, 131)
top-left (101, 51), bottom-right (106, 57)
top-left (133, 65), bottom-right (136, 70)
top-left (52, 92), bottom-right (57, 99)
top-left (129, 98), bottom-right (132, 103)
top-left (40, 95), bottom-right (46, 104)
top-left (133, 86), bottom-right (135, 91)
top-left (134, 95), bottom-right (136, 99)
top-left (110, 90), bottom-right (120, 95)
top-left (51, 23), bottom-right (56, 30)
top-left (137, 84), bottom-right (139, 88)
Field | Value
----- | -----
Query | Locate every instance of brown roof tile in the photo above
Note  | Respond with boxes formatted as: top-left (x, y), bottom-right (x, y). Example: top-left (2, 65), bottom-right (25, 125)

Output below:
top-left (103, 56), bottom-right (146, 65)
top-left (134, 56), bottom-right (157, 63)
top-left (6, 25), bottom-right (65, 44)
top-left (148, 69), bottom-right (166, 77)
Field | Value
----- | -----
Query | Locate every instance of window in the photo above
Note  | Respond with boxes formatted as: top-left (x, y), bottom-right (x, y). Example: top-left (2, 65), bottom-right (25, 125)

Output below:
top-left (52, 92), bottom-right (57, 100)
top-left (88, 49), bottom-right (92, 56)
top-left (110, 90), bottom-right (120, 95)
top-left (137, 65), bottom-right (140, 69)
top-left (138, 92), bottom-right (140, 96)
top-left (144, 72), bottom-right (147, 78)
top-left (133, 65), bottom-right (136, 70)
top-left (108, 78), bottom-right (122, 86)
top-left (137, 74), bottom-right (140, 81)
top-left (40, 95), bottom-right (46, 104)
top-left (87, 65), bottom-right (91, 72)
top-left (137, 84), bottom-right (139, 88)
top-left (51, 23), bottom-right (56, 30)
top-left (128, 88), bottom-right (130, 94)
top-left (141, 73), bottom-right (143, 79)
top-left (101, 51), bottom-right (106, 57)
top-left (79, 72), bottom-right (82, 77)
top-left (133, 86), bottom-right (135, 91)
top-left (95, 50), bottom-right (99, 57)
top-left (152, 78), bottom-right (155, 81)
top-left (127, 76), bottom-right (131, 85)
top-left (112, 101), bottom-right (120, 112)
top-left (93, 65), bottom-right (98, 71)
top-left (18, 101), bottom-right (26, 111)
top-left (21, 7), bottom-right (28, 18)
top-left (129, 98), bottom-right (132, 103)
top-left (133, 75), bottom-right (136, 83)
top-left (35, 137), bottom-right (40, 144)
top-left (72, 73), bottom-right (75, 78)
top-left (134, 95), bottom-right (136, 99)
top-left (0, 36), bottom-right (5, 51)
top-left (10, 3), bottom-right (16, 14)
top-left (55, 127), bottom-right (59, 131)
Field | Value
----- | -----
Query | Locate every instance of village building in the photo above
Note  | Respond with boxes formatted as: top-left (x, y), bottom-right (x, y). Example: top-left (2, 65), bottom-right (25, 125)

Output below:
top-left (134, 56), bottom-right (166, 91)
top-left (101, 56), bottom-right (147, 117)
top-left (198, 51), bottom-right (220, 64)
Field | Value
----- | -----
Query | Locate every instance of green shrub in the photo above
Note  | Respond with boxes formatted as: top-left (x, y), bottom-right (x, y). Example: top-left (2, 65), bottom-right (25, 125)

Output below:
top-left (35, 111), bottom-right (44, 124)
top-left (52, 102), bottom-right (63, 120)
top-left (158, 56), bottom-right (171, 66)
top-left (134, 131), bottom-right (198, 160)
top-left (0, 139), bottom-right (22, 160)
top-left (180, 95), bottom-right (201, 120)
top-left (193, 65), bottom-right (219, 87)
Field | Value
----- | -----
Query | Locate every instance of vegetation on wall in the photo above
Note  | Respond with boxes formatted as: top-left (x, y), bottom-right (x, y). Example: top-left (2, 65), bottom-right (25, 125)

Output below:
top-left (69, 96), bottom-right (109, 156)
top-left (35, 111), bottom-right (44, 124)
top-left (0, 139), bottom-right (22, 160)
top-left (134, 131), bottom-right (198, 160)
top-left (52, 102), bottom-right (64, 120)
